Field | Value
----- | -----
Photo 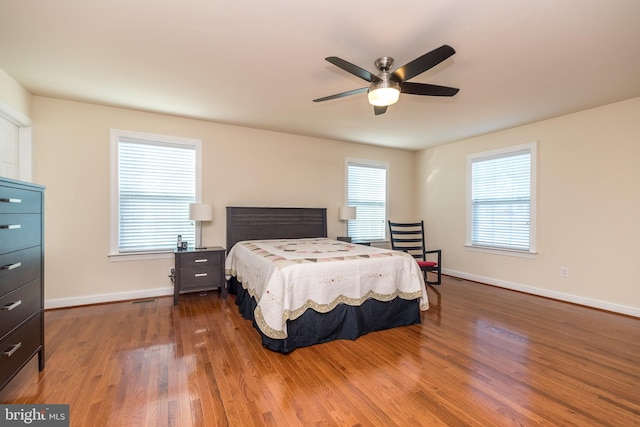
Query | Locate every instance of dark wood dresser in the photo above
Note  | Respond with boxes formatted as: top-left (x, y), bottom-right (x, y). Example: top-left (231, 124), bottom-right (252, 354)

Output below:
top-left (174, 247), bottom-right (226, 305)
top-left (0, 177), bottom-right (45, 391)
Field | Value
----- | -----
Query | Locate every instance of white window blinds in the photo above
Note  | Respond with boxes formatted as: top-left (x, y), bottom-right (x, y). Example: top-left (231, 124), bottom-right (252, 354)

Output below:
top-left (347, 161), bottom-right (387, 241)
top-left (116, 137), bottom-right (196, 253)
top-left (470, 146), bottom-right (534, 252)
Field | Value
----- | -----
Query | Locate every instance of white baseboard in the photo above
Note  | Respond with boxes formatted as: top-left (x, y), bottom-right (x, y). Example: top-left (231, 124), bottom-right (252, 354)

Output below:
top-left (45, 286), bottom-right (174, 309)
top-left (44, 272), bottom-right (640, 318)
top-left (443, 268), bottom-right (640, 318)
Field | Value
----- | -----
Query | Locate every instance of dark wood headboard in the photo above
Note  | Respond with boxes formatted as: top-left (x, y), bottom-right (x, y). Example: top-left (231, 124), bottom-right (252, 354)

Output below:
top-left (226, 206), bottom-right (327, 250)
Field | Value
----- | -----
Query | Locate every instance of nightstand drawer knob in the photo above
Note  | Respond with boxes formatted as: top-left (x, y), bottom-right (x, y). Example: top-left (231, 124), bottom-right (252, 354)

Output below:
top-left (1, 262), bottom-right (22, 271)
top-left (2, 300), bottom-right (22, 311)
top-left (0, 224), bottom-right (21, 229)
top-left (2, 342), bottom-right (22, 358)
top-left (194, 259), bottom-right (208, 263)
top-left (194, 273), bottom-right (208, 277)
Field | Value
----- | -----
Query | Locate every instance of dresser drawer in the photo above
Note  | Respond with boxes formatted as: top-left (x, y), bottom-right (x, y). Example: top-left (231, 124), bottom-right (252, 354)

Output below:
top-left (178, 250), bottom-right (224, 268)
top-left (0, 185), bottom-right (42, 214)
top-left (0, 279), bottom-right (42, 341)
top-left (0, 214), bottom-right (41, 254)
top-left (0, 246), bottom-right (42, 295)
top-left (179, 266), bottom-right (222, 290)
top-left (0, 313), bottom-right (42, 389)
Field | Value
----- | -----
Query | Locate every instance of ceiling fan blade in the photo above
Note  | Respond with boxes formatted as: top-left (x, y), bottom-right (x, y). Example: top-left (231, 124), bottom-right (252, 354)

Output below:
top-left (391, 45), bottom-right (456, 83)
top-left (374, 105), bottom-right (388, 115)
top-left (400, 82), bottom-right (459, 97)
top-left (325, 57), bottom-right (381, 82)
top-left (313, 87), bottom-right (368, 102)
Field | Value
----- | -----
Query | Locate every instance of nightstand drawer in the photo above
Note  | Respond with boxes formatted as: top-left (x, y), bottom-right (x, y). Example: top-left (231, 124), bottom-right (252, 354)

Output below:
top-left (0, 246), bottom-right (42, 295)
top-left (178, 251), bottom-right (224, 268)
top-left (0, 214), bottom-right (42, 254)
top-left (0, 186), bottom-right (42, 214)
top-left (179, 266), bottom-right (222, 290)
top-left (0, 279), bottom-right (42, 341)
top-left (0, 313), bottom-right (42, 389)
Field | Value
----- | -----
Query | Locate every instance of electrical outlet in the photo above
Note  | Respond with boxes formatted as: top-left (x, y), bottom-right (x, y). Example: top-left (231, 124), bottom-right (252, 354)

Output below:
top-left (560, 267), bottom-right (569, 278)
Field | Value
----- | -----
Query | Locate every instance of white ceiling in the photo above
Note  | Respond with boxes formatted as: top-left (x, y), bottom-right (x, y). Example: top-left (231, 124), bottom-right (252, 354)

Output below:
top-left (2, 0), bottom-right (640, 151)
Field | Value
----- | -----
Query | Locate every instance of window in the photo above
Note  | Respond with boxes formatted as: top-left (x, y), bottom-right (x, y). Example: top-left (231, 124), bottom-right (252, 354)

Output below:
top-left (346, 159), bottom-right (388, 241)
top-left (467, 142), bottom-right (536, 254)
top-left (110, 129), bottom-right (202, 258)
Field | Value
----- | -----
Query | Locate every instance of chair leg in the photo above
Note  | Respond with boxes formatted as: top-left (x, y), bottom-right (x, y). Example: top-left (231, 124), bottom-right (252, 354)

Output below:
top-left (425, 268), bottom-right (442, 285)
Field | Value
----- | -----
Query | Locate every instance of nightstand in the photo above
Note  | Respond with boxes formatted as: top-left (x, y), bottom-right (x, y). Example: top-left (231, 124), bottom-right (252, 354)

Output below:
top-left (174, 246), bottom-right (226, 305)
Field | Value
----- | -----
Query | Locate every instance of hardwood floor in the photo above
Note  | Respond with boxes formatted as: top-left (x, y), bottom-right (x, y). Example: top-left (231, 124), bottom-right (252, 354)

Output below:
top-left (1, 277), bottom-right (639, 426)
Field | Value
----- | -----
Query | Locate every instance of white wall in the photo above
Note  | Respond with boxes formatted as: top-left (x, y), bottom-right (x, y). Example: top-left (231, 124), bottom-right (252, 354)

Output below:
top-left (416, 97), bottom-right (640, 316)
top-left (32, 97), bottom-right (416, 307)
top-left (9, 70), bottom-right (639, 315)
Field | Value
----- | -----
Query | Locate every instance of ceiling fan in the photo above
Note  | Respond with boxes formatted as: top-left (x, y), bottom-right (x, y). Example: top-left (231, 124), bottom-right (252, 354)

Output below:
top-left (313, 44), bottom-right (459, 115)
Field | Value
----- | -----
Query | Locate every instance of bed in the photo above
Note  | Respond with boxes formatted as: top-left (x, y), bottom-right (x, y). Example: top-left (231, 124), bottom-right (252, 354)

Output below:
top-left (225, 206), bottom-right (429, 353)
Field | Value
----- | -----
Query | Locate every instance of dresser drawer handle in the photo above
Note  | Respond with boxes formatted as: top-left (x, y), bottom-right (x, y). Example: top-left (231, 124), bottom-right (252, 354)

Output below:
top-left (2, 300), bottom-right (22, 311)
top-left (1, 262), bottom-right (22, 271)
top-left (194, 273), bottom-right (208, 277)
top-left (2, 342), bottom-right (22, 358)
top-left (0, 224), bottom-right (21, 229)
top-left (194, 259), bottom-right (208, 263)
top-left (0, 198), bottom-right (22, 204)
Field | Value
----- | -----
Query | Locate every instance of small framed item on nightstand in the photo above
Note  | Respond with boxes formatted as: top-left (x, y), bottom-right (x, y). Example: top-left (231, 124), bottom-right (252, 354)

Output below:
top-left (173, 246), bottom-right (226, 305)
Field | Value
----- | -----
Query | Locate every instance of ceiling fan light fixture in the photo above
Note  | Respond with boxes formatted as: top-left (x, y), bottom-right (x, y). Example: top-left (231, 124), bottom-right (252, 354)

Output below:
top-left (368, 80), bottom-right (400, 107)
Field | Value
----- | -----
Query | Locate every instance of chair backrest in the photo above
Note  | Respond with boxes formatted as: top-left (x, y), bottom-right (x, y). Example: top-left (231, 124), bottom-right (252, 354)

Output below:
top-left (388, 220), bottom-right (426, 261)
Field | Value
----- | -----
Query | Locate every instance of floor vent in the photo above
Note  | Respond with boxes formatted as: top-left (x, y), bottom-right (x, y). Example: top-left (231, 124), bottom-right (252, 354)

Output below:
top-left (131, 299), bottom-right (157, 304)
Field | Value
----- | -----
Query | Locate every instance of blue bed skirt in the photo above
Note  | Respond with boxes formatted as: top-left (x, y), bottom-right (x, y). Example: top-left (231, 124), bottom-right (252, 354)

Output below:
top-left (228, 277), bottom-right (421, 353)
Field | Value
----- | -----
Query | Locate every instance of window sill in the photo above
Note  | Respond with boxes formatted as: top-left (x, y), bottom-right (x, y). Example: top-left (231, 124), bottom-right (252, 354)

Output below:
top-left (464, 245), bottom-right (537, 259)
top-left (108, 251), bottom-right (174, 262)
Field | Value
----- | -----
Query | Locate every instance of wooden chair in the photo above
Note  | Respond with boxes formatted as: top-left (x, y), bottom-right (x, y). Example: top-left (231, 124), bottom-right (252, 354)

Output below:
top-left (388, 220), bottom-right (442, 285)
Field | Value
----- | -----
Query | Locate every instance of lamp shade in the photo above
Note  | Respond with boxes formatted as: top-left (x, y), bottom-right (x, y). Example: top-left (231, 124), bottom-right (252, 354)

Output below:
top-left (339, 206), bottom-right (356, 220)
top-left (189, 203), bottom-right (213, 221)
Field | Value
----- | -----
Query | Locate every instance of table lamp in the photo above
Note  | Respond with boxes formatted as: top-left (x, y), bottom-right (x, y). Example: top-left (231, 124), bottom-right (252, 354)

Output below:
top-left (189, 203), bottom-right (213, 249)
